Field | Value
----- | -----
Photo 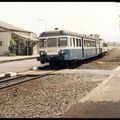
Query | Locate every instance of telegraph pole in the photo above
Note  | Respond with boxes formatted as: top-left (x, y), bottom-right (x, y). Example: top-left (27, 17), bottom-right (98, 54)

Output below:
top-left (38, 19), bottom-right (47, 32)
top-left (117, 15), bottom-right (120, 47)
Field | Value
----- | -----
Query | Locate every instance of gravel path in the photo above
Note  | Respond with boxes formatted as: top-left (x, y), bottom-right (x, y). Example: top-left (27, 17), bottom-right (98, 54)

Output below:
top-left (0, 72), bottom-right (105, 118)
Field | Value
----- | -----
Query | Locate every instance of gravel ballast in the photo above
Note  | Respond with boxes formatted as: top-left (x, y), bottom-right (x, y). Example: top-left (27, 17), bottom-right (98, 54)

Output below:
top-left (1, 48), bottom-right (120, 118)
top-left (0, 72), bottom-right (106, 118)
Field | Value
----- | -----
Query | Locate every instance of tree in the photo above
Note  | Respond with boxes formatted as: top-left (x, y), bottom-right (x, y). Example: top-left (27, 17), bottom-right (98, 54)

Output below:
top-left (23, 40), bottom-right (36, 55)
top-left (9, 39), bottom-right (17, 56)
top-left (28, 40), bottom-right (36, 55)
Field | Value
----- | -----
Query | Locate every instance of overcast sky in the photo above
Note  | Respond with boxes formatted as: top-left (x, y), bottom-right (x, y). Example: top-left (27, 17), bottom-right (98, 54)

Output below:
top-left (0, 2), bottom-right (120, 42)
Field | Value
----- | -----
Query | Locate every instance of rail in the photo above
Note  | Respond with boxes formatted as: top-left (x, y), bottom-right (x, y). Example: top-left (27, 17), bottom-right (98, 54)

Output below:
top-left (0, 71), bottom-right (57, 90)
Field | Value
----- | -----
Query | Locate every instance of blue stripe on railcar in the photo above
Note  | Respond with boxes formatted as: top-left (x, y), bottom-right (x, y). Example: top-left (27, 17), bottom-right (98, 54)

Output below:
top-left (64, 48), bottom-right (100, 60)
top-left (84, 48), bottom-right (97, 58)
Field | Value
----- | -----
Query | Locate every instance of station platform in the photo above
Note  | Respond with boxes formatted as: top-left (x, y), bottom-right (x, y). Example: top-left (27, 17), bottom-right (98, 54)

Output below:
top-left (0, 54), bottom-right (39, 79)
top-left (61, 65), bottom-right (120, 118)
top-left (0, 54), bottom-right (39, 63)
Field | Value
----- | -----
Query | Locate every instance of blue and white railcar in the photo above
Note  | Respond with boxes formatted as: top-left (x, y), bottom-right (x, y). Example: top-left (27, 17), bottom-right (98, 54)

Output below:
top-left (37, 29), bottom-right (107, 67)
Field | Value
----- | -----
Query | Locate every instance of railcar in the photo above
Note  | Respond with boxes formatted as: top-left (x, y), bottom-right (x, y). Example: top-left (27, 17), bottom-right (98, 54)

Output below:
top-left (37, 29), bottom-right (108, 67)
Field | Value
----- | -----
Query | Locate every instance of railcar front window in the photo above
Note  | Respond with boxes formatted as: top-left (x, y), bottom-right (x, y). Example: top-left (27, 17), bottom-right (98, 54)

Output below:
top-left (70, 37), bottom-right (72, 47)
top-left (79, 39), bottom-right (81, 47)
top-left (58, 37), bottom-right (67, 47)
top-left (47, 38), bottom-right (57, 47)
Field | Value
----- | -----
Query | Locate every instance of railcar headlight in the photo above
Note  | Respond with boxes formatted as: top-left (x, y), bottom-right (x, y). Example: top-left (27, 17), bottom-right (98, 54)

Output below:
top-left (39, 50), bottom-right (47, 55)
top-left (58, 50), bottom-right (65, 55)
top-left (40, 51), bottom-right (44, 55)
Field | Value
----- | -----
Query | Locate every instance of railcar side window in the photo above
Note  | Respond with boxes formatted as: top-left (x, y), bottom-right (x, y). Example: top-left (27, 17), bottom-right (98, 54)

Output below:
top-left (92, 41), bottom-right (94, 47)
top-left (88, 41), bottom-right (90, 47)
top-left (70, 37), bottom-right (72, 47)
top-left (76, 38), bottom-right (79, 47)
top-left (73, 38), bottom-right (75, 47)
top-left (84, 40), bottom-right (86, 47)
top-left (0, 41), bottom-right (2, 46)
top-left (47, 38), bottom-right (57, 47)
top-left (39, 39), bottom-right (46, 47)
top-left (79, 39), bottom-right (81, 47)
top-left (58, 37), bottom-right (67, 47)
top-left (83, 39), bottom-right (96, 47)
top-left (86, 40), bottom-right (88, 47)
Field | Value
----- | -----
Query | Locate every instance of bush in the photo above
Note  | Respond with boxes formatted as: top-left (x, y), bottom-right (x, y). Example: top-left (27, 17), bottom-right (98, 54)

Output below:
top-left (23, 40), bottom-right (36, 55)
top-left (9, 39), bottom-right (17, 56)
top-left (29, 41), bottom-right (36, 55)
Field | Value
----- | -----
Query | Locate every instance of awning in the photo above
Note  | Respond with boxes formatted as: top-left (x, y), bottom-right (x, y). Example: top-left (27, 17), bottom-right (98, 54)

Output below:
top-left (13, 32), bottom-right (39, 41)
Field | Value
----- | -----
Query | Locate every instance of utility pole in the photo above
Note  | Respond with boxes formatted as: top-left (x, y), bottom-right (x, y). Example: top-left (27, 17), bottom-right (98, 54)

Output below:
top-left (38, 19), bottom-right (47, 32)
top-left (119, 15), bottom-right (120, 47)
top-left (117, 15), bottom-right (120, 47)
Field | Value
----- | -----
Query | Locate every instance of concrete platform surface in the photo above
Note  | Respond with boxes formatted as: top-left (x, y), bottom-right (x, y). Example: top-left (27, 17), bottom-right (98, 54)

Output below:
top-left (0, 54), bottom-right (39, 63)
top-left (61, 66), bottom-right (120, 118)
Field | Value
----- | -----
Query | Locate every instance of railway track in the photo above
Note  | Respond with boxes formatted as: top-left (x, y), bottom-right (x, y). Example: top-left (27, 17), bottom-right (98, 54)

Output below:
top-left (0, 70), bottom-right (57, 90)
top-left (0, 62), bottom-right (75, 90)
top-left (0, 53), bottom-right (107, 90)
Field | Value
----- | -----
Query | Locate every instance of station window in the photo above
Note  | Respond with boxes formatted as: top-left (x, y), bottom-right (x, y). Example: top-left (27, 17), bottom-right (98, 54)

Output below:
top-left (0, 41), bottom-right (2, 46)
top-left (70, 37), bottom-right (72, 47)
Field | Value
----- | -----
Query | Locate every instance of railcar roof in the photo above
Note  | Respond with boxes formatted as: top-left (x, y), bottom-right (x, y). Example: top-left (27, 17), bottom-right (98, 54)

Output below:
top-left (39, 29), bottom-right (100, 40)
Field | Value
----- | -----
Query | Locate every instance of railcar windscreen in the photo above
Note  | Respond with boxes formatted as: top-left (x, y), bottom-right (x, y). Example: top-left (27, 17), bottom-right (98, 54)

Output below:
top-left (58, 37), bottom-right (67, 47)
top-left (47, 38), bottom-right (57, 47)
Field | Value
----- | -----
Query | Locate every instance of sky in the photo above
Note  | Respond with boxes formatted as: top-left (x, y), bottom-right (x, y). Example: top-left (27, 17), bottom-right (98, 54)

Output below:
top-left (0, 2), bottom-right (120, 43)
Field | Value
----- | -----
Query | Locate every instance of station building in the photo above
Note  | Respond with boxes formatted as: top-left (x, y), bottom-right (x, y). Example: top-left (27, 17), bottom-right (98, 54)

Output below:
top-left (0, 20), bottom-right (39, 56)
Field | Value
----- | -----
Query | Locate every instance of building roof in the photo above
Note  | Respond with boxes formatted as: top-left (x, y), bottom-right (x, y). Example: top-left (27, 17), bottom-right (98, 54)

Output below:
top-left (0, 20), bottom-right (32, 33)
top-left (13, 32), bottom-right (39, 41)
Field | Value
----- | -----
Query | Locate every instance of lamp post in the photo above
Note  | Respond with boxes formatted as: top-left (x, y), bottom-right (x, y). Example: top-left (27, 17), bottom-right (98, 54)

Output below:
top-left (119, 15), bottom-right (120, 29)
top-left (118, 15), bottom-right (120, 47)
top-left (38, 19), bottom-right (47, 32)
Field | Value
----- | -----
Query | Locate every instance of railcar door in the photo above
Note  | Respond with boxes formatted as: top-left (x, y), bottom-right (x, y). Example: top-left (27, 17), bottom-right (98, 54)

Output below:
top-left (82, 38), bottom-right (84, 57)
top-left (72, 38), bottom-right (76, 58)
top-left (96, 40), bottom-right (100, 54)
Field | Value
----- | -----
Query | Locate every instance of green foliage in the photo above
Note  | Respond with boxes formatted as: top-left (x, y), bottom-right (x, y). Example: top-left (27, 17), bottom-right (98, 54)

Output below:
top-left (9, 39), bottom-right (17, 56)
top-left (23, 46), bottom-right (27, 55)
top-left (29, 41), bottom-right (36, 55)
top-left (23, 40), bottom-right (36, 55)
